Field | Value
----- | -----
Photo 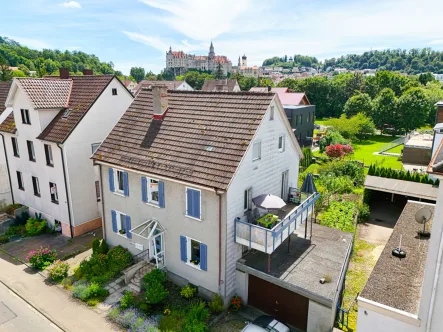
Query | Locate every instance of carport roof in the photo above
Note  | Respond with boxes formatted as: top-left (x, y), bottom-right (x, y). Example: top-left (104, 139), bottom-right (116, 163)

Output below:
top-left (360, 201), bottom-right (435, 314)
top-left (364, 175), bottom-right (438, 201)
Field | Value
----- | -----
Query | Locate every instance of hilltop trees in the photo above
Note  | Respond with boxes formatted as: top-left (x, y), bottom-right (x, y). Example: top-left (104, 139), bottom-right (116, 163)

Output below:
top-left (0, 55), bottom-right (12, 81)
top-left (130, 67), bottom-right (145, 83)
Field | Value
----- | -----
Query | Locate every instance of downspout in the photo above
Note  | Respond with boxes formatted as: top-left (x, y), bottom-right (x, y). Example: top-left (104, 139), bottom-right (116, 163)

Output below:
top-left (426, 200), bottom-right (443, 332)
top-left (57, 144), bottom-right (74, 238)
top-left (98, 163), bottom-right (106, 240)
top-left (0, 134), bottom-right (14, 204)
top-left (216, 189), bottom-right (224, 293)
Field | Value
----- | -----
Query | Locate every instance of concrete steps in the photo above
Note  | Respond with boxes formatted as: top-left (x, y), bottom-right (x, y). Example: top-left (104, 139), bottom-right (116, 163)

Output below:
top-left (127, 262), bottom-right (155, 293)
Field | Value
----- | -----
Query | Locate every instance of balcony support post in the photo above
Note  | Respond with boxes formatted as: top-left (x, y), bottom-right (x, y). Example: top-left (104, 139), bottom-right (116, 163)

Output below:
top-left (267, 254), bottom-right (271, 273)
top-left (287, 233), bottom-right (291, 253)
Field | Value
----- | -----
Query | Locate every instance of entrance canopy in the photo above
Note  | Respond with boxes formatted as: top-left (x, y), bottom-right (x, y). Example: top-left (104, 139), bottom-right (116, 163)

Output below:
top-left (364, 175), bottom-right (438, 201)
top-left (130, 219), bottom-right (164, 240)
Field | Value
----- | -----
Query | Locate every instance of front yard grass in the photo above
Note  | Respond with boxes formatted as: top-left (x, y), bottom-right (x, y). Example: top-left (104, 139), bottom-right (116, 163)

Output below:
top-left (338, 237), bottom-right (378, 332)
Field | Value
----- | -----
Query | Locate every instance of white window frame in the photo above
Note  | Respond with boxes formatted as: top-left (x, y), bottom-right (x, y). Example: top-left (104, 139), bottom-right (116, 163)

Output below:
top-left (244, 187), bottom-right (252, 212)
top-left (185, 187), bottom-right (202, 221)
top-left (186, 236), bottom-right (201, 270)
top-left (252, 141), bottom-right (261, 161)
top-left (44, 144), bottom-right (53, 166)
top-left (21, 109), bottom-right (30, 124)
top-left (17, 171), bottom-right (24, 190)
top-left (270, 105), bottom-right (274, 120)
top-left (278, 134), bottom-right (285, 152)
top-left (49, 182), bottom-right (58, 203)
top-left (114, 170), bottom-right (125, 195)
top-left (11, 137), bottom-right (19, 157)
top-left (115, 210), bottom-right (127, 237)
top-left (91, 142), bottom-right (101, 154)
top-left (146, 177), bottom-right (160, 205)
top-left (32, 176), bottom-right (40, 197)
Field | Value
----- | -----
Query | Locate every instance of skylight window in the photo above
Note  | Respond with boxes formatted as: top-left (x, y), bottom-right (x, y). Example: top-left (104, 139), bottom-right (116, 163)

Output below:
top-left (205, 146), bottom-right (214, 152)
top-left (62, 109), bottom-right (72, 119)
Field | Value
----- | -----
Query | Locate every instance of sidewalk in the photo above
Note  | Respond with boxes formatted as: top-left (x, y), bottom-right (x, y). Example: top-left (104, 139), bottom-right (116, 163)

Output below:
top-left (0, 252), bottom-right (120, 332)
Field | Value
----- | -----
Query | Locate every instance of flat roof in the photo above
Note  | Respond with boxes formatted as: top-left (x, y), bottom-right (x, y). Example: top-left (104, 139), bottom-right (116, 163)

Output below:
top-left (365, 175), bottom-right (438, 201)
top-left (237, 224), bottom-right (353, 305)
top-left (360, 201), bottom-right (435, 314)
top-left (405, 134), bottom-right (433, 148)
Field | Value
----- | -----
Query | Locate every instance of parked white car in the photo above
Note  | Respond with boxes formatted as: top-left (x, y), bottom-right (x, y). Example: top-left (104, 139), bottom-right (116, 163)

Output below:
top-left (242, 315), bottom-right (290, 332)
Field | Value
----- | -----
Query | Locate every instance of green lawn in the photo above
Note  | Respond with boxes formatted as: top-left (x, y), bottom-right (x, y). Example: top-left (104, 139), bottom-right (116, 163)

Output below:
top-left (314, 118), bottom-right (329, 126)
top-left (315, 135), bottom-right (403, 169)
top-left (385, 144), bottom-right (404, 154)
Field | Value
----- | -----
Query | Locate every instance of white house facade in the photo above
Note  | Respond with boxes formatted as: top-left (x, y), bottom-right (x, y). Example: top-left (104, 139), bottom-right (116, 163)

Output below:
top-left (0, 71), bottom-right (133, 237)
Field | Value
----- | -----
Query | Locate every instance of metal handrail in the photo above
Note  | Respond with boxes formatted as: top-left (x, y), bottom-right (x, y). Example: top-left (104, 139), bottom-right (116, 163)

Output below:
top-left (133, 248), bottom-right (150, 264)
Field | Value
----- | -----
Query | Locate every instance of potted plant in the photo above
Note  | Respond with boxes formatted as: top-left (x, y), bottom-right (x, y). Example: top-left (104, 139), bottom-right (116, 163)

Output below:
top-left (119, 229), bottom-right (126, 235)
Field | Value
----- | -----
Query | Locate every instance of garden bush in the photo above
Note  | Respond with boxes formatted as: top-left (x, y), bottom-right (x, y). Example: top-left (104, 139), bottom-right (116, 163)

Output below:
top-left (107, 245), bottom-right (133, 272)
top-left (144, 269), bottom-right (168, 304)
top-left (143, 268), bottom-right (166, 286)
top-left (183, 302), bottom-right (209, 332)
top-left (3, 203), bottom-right (22, 215)
top-left (72, 281), bottom-right (109, 304)
top-left (320, 175), bottom-right (354, 194)
top-left (319, 201), bottom-right (356, 233)
top-left (25, 217), bottom-right (47, 236)
top-left (47, 260), bottom-right (69, 282)
top-left (325, 144), bottom-right (354, 159)
top-left (5, 225), bottom-right (26, 237)
top-left (208, 294), bottom-right (224, 313)
top-left (121, 291), bottom-right (136, 309)
top-left (357, 203), bottom-right (370, 223)
top-left (180, 284), bottom-right (197, 299)
top-left (26, 247), bottom-right (57, 270)
top-left (62, 276), bottom-right (74, 289)
top-left (321, 160), bottom-right (365, 186)
top-left (0, 235), bottom-right (8, 244)
top-left (92, 239), bottom-right (109, 255)
top-left (319, 131), bottom-right (349, 152)
top-left (159, 310), bottom-right (185, 331)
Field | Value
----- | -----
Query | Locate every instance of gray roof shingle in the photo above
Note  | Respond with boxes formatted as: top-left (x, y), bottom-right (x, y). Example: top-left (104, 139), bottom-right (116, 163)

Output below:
top-left (92, 89), bottom-right (276, 189)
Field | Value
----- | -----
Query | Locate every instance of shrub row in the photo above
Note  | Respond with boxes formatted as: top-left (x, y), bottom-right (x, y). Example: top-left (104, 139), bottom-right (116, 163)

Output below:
top-left (368, 165), bottom-right (440, 186)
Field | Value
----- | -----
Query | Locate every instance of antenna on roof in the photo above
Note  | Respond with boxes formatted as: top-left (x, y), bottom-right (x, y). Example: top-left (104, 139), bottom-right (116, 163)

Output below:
top-left (415, 207), bottom-right (432, 238)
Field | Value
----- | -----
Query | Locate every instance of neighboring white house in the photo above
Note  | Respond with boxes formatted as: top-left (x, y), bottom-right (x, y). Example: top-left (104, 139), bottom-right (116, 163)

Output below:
top-left (0, 81), bottom-right (13, 205)
top-left (93, 86), bottom-right (351, 331)
top-left (200, 79), bottom-right (241, 92)
top-left (0, 69), bottom-right (133, 237)
top-left (133, 80), bottom-right (193, 96)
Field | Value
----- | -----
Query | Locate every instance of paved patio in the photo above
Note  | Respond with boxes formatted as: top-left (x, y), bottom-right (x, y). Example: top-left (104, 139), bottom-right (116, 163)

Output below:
top-left (0, 228), bottom-right (102, 262)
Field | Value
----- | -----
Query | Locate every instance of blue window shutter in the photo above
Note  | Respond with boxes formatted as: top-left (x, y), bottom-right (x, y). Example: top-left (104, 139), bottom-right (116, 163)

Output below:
top-left (193, 190), bottom-right (201, 219)
top-left (123, 172), bottom-right (129, 196)
top-left (108, 168), bottom-right (114, 192)
top-left (111, 210), bottom-right (117, 232)
top-left (126, 215), bottom-right (132, 239)
top-left (200, 243), bottom-right (207, 271)
top-left (186, 189), bottom-right (193, 217)
top-left (141, 177), bottom-right (148, 203)
top-left (158, 181), bottom-right (165, 208)
top-left (180, 236), bottom-right (187, 262)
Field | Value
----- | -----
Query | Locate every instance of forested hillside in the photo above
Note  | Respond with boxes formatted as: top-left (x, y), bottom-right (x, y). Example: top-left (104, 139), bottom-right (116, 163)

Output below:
top-left (0, 36), bottom-right (116, 76)
top-left (263, 48), bottom-right (443, 74)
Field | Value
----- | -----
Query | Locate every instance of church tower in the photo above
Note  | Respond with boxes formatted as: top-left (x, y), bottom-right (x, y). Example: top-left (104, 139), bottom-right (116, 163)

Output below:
top-left (209, 41), bottom-right (215, 59)
top-left (242, 54), bottom-right (247, 66)
top-left (238, 56), bottom-right (241, 67)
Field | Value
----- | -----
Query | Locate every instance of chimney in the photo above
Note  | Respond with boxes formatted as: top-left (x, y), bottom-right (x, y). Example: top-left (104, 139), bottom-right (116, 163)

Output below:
top-left (267, 85), bottom-right (272, 92)
top-left (59, 68), bottom-right (69, 79)
top-left (83, 69), bottom-right (93, 75)
top-left (436, 102), bottom-right (443, 125)
top-left (152, 85), bottom-right (168, 120)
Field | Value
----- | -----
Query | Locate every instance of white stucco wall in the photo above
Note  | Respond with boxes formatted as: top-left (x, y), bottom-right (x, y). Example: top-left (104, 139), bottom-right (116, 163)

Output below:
top-left (227, 97), bottom-right (301, 297)
top-left (4, 88), bottom-right (70, 226)
top-left (177, 82), bottom-right (194, 91)
top-left (64, 78), bottom-right (133, 226)
top-left (101, 165), bottom-right (225, 296)
top-left (357, 306), bottom-right (419, 332)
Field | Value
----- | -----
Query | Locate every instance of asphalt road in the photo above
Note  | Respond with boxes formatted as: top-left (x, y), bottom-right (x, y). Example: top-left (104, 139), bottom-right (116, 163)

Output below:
top-left (0, 282), bottom-right (62, 332)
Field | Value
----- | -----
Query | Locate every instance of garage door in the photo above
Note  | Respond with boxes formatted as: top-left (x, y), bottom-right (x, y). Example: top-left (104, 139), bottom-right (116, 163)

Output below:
top-left (248, 275), bottom-right (309, 331)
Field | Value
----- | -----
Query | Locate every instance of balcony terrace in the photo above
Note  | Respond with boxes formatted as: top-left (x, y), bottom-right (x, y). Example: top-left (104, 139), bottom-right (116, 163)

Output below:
top-left (234, 193), bottom-right (320, 255)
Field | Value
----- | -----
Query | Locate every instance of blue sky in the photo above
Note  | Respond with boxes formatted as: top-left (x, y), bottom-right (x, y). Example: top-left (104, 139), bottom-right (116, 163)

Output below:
top-left (1, 0), bottom-right (443, 74)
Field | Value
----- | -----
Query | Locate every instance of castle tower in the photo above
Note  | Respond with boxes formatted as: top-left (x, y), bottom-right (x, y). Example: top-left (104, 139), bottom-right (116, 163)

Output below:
top-left (242, 54), bottom-right (247, 67)
top-left (238, 56), bottom-right (241, 67)
top-left (209, 41), bottom-right (215, 59)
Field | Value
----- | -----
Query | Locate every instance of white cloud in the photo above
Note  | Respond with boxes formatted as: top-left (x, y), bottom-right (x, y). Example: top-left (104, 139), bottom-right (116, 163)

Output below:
top-left (59, 1), bottom-right (81, 9)
top-left (9, 36), bottom-right (50, 50)
top-left (429, 40), bottom-right (443, 45)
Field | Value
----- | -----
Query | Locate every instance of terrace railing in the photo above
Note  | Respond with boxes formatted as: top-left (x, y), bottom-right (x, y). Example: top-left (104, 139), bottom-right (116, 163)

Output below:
top-left (379, 134), bottom-right (409, 154)
top-left (235, 192), bottom-right (320, 254)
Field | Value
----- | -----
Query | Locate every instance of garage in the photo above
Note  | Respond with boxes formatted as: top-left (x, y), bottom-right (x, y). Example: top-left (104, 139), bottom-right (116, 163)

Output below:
top-left (248, 274), bottom-right (309, 331)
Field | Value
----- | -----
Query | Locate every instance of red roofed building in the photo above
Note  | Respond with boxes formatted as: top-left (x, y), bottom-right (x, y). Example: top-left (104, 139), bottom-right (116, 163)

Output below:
top-left (166, 42), bottom-right (232, 76)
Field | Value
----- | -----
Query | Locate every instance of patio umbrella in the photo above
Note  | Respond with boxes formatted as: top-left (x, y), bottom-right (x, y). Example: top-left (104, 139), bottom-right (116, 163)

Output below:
top-left (301, 172), bottom-right (317, 194)
top-left (252, 194), bottom-right (286, 210)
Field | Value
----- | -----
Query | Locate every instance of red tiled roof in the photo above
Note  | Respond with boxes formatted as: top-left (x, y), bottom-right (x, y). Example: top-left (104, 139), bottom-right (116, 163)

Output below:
top-left (201, 79), bottom-right (238, 92)
top-left (37, 75), bottom-right (115, 142)
top-left (213, 56), bottom-right (230, 64)
top-left (16, 78), bottom-right (72, 109)
top-left (0, 81), bottom-right (11, 114)
top-left (249, 87), bottom-right (309, 106)
top-left (0, 81), bottom-right (14, 134)
top-left (92, 89), bottom-right (276, 189)
top-left (172, 51), bottom-right (186, 58)
top-left (195, 56), bottom-right (207, 61)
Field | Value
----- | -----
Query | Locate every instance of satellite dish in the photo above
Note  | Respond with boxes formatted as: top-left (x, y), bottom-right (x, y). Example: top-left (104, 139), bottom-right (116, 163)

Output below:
top-left (415, 207), bottom-right (432, 238)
